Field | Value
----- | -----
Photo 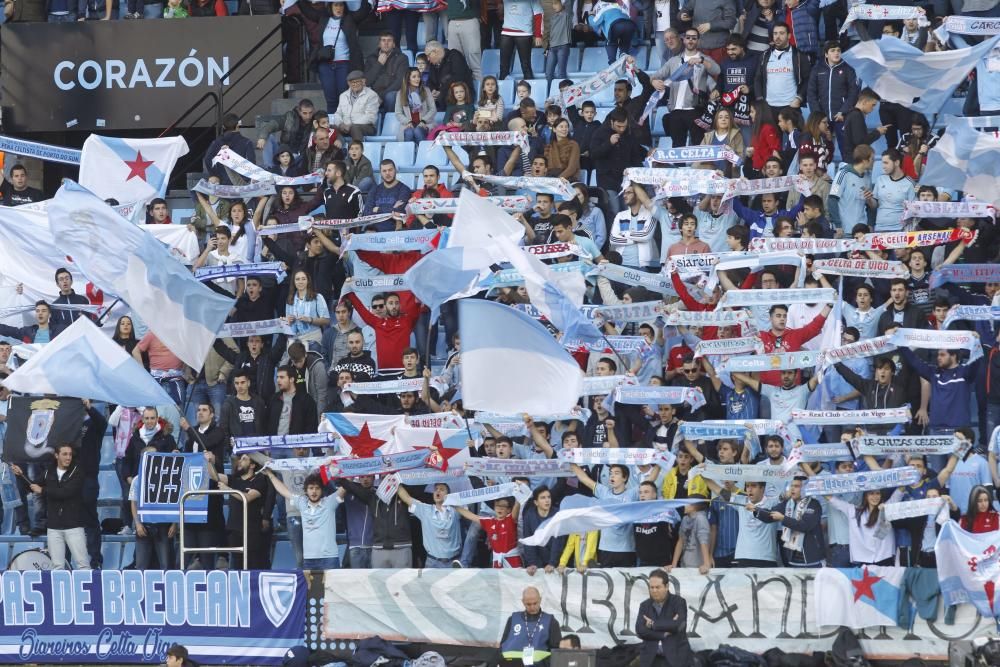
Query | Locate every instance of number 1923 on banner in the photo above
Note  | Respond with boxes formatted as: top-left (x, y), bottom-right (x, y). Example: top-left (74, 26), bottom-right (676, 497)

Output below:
top-left (138, 452), bottom-right (208, 524)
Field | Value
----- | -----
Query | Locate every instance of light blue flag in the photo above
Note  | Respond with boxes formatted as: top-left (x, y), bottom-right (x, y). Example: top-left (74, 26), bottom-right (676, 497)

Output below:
top-left (48, 181), bottom-right (234, 370)
top-left (520, 495), bottom-right (700, 545)
top-left (842, 35), bottom-right (1000, 115)
top-left (403, 246), bottom-right (495, 322)
top-left (460, 299), bottom-right (583, 415)
top-left (936, 520), bottom-right (1000, 617)
top-left (920, 122), bottom-right (1000, 206)
top-left (0, 317), bottom-right (174, 407)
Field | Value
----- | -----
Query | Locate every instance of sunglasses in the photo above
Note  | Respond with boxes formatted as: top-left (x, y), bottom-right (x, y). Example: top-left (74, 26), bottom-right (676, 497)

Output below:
top-left (683, 368), bottom-right (699, 374)
top-left (683, 34), bottom-right (699, 39)
top-left (372, 303), bottom-right (386, 309)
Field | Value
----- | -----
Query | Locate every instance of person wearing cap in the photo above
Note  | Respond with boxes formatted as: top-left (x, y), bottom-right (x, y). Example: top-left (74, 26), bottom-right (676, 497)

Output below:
top-left (330, 71), bottom-right (379, 142)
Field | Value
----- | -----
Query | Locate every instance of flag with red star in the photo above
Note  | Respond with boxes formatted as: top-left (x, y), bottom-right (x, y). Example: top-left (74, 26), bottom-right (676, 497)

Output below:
top-left (936, 519), bottom-right (1000, 618)
top-left (321, 412), bottom-right (406, 458)
top-left (392, 425), bottom-right (469, 469)
top-left (815, 566), bottom-right (903, 629)
top-left (78, 135), bottom-right (188, 222)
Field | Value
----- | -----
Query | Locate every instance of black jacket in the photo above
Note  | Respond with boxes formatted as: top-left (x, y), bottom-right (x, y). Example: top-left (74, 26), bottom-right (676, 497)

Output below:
top-left (184, 422), bottom-right (228, 529)
top-left (312, 9), bottom-right (367, 74)
top-left (590, 125), bottom-right (646, 191)
top-left (340, 478), bottom-right (412, 550)
top-left (265, 239), bottom-right (339, 300)
top-left (877, 303), bottom-right (927, 335)
top-left (752, 46), bottom-right (811, 105)
top-left (331, 351), bottom-right (378, 383)
top-left (602, 69), bottom-right (656, 147)
top-left (760, 496), bottom-right (825, 565)
top-left (834, 362), bottom-right (909, 410)
top-left (806, 59), bottom-right (859, 120)
top-left (205, 130), bottom-right (257, 182)
top-left (428, 49), bottom-right (474, 98)
top-left (41, 462), bottom-right (86, 530)
top-left (124, 424), bottom-right (178, 479)
top-left (266, 390), bottom-right (319, 436)
top-left (77, 407), bottom-right (109, 478)
top-left (214, 336), bottom-right (285, 401)
top-left (842, 107), bottom-right (881, 163)
top-left (635, 595), bottom-right (693, 667)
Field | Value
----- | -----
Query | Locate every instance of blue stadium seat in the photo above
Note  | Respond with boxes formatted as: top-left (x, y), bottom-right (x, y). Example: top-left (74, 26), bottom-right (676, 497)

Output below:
top-left (633, 47), bottom-right (649, 70)
top-left (509, 49), bottom-right (546, 79)
top-left (383, 142), bottom-right (416, 169)
top-left (362, 141), bottom-right (383, 167)
top-left (647, 47), bottom-right (663, 71)
top-left (381, 114), bottom-right (402, 138)
top-left (482, 50), bottom-right (501, 78)
top-left (588, 170), bottom-right (598, 186)
top-left (0, 542), bottom-right (9, 568)
top-left (415, 141), bottom-right (449, 168)
top-left (445, 145), bottom-right (468, 169)
top-left (528, 79), bottom-right (549, 106)
top-left (498, 78), bottom-right (515, 105)
top-left (272, 540), bottom-right (297, 569)
top-left (594, 107), bottom-right (613, 122)
top-left (579, 48), bottom-right (609, 74)
top-left (102, 542), bottom-right (122, 571)
top-left (657, 136), bottom-right (673, 149)
top-left (651, 107), bottom-right (670, 137)
top-left (98, 505), bottom-right (121, 524)
top-left (592, 83), bottom-right (616, 106)
top-left (98, 470), bottom-right (122, 503)
top-left (121, 540), bottom-right (136, 569)
top-left (100, 437), bottom-right (115, 470)
top-left (397, 172), bottom-right (419, 189)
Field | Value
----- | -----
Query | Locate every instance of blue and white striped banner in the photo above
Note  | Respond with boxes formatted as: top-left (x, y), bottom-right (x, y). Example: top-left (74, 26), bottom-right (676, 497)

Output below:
top-left (647, 145), bottom-right (741, 166)
top-left (0, 135), bottom-right (82, 165)
top-left (195, 261), bottom-right (286, 283)
top-left (802, 466), bottom-right (921, 496)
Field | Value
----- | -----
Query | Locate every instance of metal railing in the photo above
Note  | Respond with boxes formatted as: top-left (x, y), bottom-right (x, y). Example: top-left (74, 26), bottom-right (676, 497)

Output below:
top-left (178, 489), bottom-right (247, 571)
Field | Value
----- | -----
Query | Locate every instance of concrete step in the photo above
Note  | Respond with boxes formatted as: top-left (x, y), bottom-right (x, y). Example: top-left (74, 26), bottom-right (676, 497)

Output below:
top-left (271, 97), bottom-right (299, 117)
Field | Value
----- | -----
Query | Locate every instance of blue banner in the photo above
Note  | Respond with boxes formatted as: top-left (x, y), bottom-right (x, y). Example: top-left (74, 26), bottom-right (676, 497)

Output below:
top-left (137, 452), bottom-right (208, 524)
top-left (0, 570), bottom-right (306, 664)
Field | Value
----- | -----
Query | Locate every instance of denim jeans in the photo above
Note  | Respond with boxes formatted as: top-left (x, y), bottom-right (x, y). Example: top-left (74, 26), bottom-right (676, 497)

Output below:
top-left (348, 546), bottom-right (372, 568)
top-left (605, 18), bottom-right (636, 63)
top-left (425, 553), bottom-right (460, 568)
top-left (404, 125), bottom-right (429, 143)
top-left (459, 518), bottom-right (482, 567)
top-left (136, 524), bottom-right (173, 570)
top-left (303, 556), bottom-right (340, 569)
top-left (385, 9), bottom-right (421, 55)
top-left (288, 515), bottom-right (304, 569)
top-left (545, 44), bottom-right (570, 83)
top-left (317, 61), bottom-right (350, 115)
top-left (827, 544), bottom-right (851, 567)
top-left (49, 527), bottom-right (91, 570)
top-left (48, 11), bottom-right (77, 20)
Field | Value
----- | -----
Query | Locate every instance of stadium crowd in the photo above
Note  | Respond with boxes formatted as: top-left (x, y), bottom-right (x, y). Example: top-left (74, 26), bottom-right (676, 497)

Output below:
top-left (1, 0), bottom-right (1000, 596)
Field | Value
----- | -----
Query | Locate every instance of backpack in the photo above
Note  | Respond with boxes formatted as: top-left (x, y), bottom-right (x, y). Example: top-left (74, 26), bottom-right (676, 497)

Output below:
top-left (830, 628), bottom-right (871, 667)
top-left (708, 645), bottom-right (767, 667)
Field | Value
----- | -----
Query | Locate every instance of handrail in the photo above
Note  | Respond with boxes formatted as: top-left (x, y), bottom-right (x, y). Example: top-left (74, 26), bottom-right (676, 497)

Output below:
top-left (178, 488), bottom-right (248, 571)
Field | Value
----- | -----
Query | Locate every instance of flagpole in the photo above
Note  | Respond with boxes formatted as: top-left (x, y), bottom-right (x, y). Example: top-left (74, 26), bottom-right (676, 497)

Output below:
top-left (96, 298), bottom-right (122, 326)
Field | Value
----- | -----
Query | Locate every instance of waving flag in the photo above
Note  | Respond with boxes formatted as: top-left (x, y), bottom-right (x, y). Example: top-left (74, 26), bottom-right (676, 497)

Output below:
top-left (936, 520), bottom-right (1000, 617)
top-left (842, 35), bottom-right (1000, 114)
top-left (814, 566), bottom-right (904, 628)
top-left (321, 413), bottom-right (407, 457)
top-left (447, 188), bottom-right (524, 250)
top-left (78, 135), bottom-right (189, 221)
top-left (48, 181), bottom-right (233, 370)
top-left (460, 299), bottom-right (583, 415)
top-left (392, 426), bottom-right (470, 468)
top-left (0, 204), bottom-right (89, 301)
top-left (1, 317), bottom-right (173, 406)
top-left (403, 246), bottom-right (496, 322)
top-left (920, 123), bottom-right (1000, 207)
top-left (520, 496), bottom-right (698, 545)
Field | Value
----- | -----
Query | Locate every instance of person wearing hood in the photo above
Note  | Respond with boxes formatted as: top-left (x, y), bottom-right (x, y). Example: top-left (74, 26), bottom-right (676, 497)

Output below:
top-left (204, 113), bottom-right (254, 183)
top-left (285, 340), bottom-right (328, 412)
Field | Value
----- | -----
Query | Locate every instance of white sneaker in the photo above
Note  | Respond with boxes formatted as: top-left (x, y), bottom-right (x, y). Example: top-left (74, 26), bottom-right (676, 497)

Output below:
top-left (118, 526), bottom-right (134, 536)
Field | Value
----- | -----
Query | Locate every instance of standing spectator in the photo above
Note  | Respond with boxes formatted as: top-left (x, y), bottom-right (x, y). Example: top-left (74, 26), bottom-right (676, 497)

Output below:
top-left (570, 464), bottom-right (640, 566)
top-left (687, 0), bottom-right (737, 63)
top-left (264, 469), bottom-right (346, 581)
top-left (396, 483), bottom-right (463, 567)
top-left (806, 41), bottom-right (858, 160)
top-left (500, 0), bottom-right (542, 80)
top-left (129, 445), bottom-right (176, 570)
top-left (284, 270), bottom-right (330, 344)
top-left (765, 475), bottom-right (824, 567)
top-left (782, 0), bottom-right (819, 60)
top-left (364, 32), bottom-right (410, 110)
top-left (753, 23), bottom-right (811, 119)
top-left (829, 144), bottom-right (874, 237)
top-left (746, 101), bottom-right (781, 176)
top-left (50, 268), bottom-right (93, 329)
top-left (331, 71), bottom-right (379, 142)
top-left (0, 301), bottom-right (63, 344)
top-left (587, 0), bottom-right (636, 64)
top-left (13, 445), bottom-right (90, 570)
top-left (124, 407), bottom-right (178, 481)
top-left (739, 0), bottom-right (778, 55)
top-left (590, 109), bottom-right (645, 216)
top-left (871, 148), bottom-right (915, 233)
top-left (344, 288), bottom-right (423, 369)
top-left (669, 495), bottom-right (712, 573)
top-left (206, 452), bottom-right (269, 569)
top-left (652, 30), bottom-right (720, 149)
top-left (219, 370), bottom-right (267, 444)
top-left (362, 159), bottom-right (414, 228)
top-left (542, 0), bottom-right (573, 83)
top-left (841, 88), bottom-right (888, 165)
top-left (338, 475), bottom-right (414, 567)
top-left (635, 569), bottom-right (693, 667)
top-left (180, 403), bottom-right (227, 569)
top-left (446, 0), bottom-right (483, 81)
top-left (312, 3), bottom-right (366, 115)
top-left (499, 587), bottom-right (562, 666)
top-left (380, 1), bottom-right (421, 57)
top-left (204, 113), bottom-right (257, 184)
top-left (266, 366), bottom-right (319, 436)
top-left (395, 68), bottom-right (437, 143)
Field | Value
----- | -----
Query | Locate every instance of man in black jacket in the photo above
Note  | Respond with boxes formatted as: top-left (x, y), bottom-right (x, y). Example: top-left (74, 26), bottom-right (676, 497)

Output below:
top-left (761, 476), bottom-right (824, 567)
top-left (215, 334), bottom-right (285, 401)
top-left (877, 279), bottom-right (928, 335)
top-left (635, 569), bottom-right (693, 667)
top-left (124, 407), bottom-right (178, 481)
top-left (425, 40), bottom-right (474, 110)
top-left (806, 41), bottom-right (859, 158)
top-left (181, 403), bottom-right (227, 569)
top-left (76, 400), bottom-right (107, 569)
top-left (590, 109), bottom-right (646, 216)
top-left (266, 366), bottom-right (319, 436)
top-left (602, 60), bottom-right (656, 147)
top-left (339, 476), bottom-right (413, 567)
top-left (13, 444), bottom-right (90, 570)
top-left (204, 113), bottom-right (257, 184)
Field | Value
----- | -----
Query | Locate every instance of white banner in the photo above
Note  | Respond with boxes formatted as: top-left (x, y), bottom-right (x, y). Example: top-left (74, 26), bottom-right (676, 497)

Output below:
top-left (748, 237), bottom-right (855, 254)
top-left (811, 258), bottom-right (909, 280)
top-left (581, 375), bottom-right (634, 396)
top-left (558, 448), bottom-right (666, 466)
top-left (888, 328), bottom-right (984, 362)
top-left (442, 482), bottom-right (523, 506)
top-left (802, 466), bottom-right (922, 496)
top-left (321, 567), bottom-right (988, 657)
top-left (883, 497), bottom-right (947, 521)
top-left (694, 336), bottom-right (763, 358)
top-left (698, 463), bottom-right (799, 483)
top-left (901, 199), bottom-right (996, 220)
top-left (717, 288), bottom-right (836, 309)
top-left (716, 350), bottom-right (820, 373)
top-left (464, 458), bottom-right (574, 478)
top-left (345, 378), bottom-right (425, 395)
top-left (856, 435), bottom-right (960, 455)
top-left (346, 274), bottom-right (409, 292)
top-left (219, 318), bottom-right (295, 338)
top-left (791, 406), bottom-right (911, 425)
top-left (818, 335), bottom-right (896, 368)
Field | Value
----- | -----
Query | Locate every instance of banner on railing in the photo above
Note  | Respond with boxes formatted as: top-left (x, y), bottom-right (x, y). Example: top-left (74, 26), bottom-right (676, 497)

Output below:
top-left (0, 570), bottom-right (306, 664)
top-left (320, 567), bottom-right (987, 658)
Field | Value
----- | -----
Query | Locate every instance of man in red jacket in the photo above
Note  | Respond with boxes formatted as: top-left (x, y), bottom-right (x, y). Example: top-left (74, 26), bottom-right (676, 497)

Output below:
top-left (758, 302), bottom-right (832, 386)
top-left (343, 249), bottom-right (424, 370)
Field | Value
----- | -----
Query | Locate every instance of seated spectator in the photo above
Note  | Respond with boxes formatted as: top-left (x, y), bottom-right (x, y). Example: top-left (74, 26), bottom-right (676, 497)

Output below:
top-left (345, 140), bottom-right (375, 194)
top-left (331, 71), bottom-right (379, 141)
top-left (256, 98), bottom-right (316, 171)
top-left (395, 67), bottom-right (436, 143)
top-left (543, 118), bottom-right (580, 181)
top-left (424, 40), bottom-right (474, 109)
top-left (477, 76), bottom-right (506, 127)
top-left (364, 31), bottom-right (409, 110)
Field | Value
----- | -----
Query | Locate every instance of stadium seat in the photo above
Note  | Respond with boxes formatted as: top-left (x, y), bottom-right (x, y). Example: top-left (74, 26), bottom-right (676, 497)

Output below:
top-left (651, 107), bottom-right (670, 137)
top-left (527, 79), bottom-right (549, 106)
top-left (362, 141), bottom-right (383, 167)
top-left (0, 542), bottom-right (9, 569)
top-left (383, 142), bottom-right (416, 170)
top-left (592, 83), bottom-right (616, 106)
top-left (647, 47), bottom-right (663, 71)
top-left (415, 140), bottom-right (449, 168)
top-left (121, 540), bottom-right (136, 569)
top-left (579, 48), bottom-right (609, 74)
top-left (633, 47), bottom-right (649, 70)
top-left (482, 50), bottom-right (501, 79)
top-left (98, 470), bottom-right (122, 503)
top-left (509, 49), bottom-right (546, 79)
top-left (272, 540), bottom-right (297, 569)
top-left (498, 78), bottom-right (515, 105)
top-left (594, 107), bottom-right (613, 122)
top-left (98, 505), bottom-right (121, 523)
top-left (381, 114), bottom-right (401, 138)
top-left (397, 172), bottom-right (419, 189)
top-left (99, 437), bottom-right (115, 469)
top-left (102, 541), bottom-right (122, 570)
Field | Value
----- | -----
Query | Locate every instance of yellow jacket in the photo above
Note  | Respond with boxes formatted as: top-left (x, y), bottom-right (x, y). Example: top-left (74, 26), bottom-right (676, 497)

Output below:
top-left (558, 531), bottom-right (599, 568)
top-left (660, 467), bottom-right (708, 500)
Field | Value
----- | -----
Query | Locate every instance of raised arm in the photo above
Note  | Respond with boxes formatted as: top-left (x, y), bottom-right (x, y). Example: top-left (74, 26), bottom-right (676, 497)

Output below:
top-left (262, 468), bottom-right (294, 500)
top-left (569, 463), bottom-right (598, 491)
